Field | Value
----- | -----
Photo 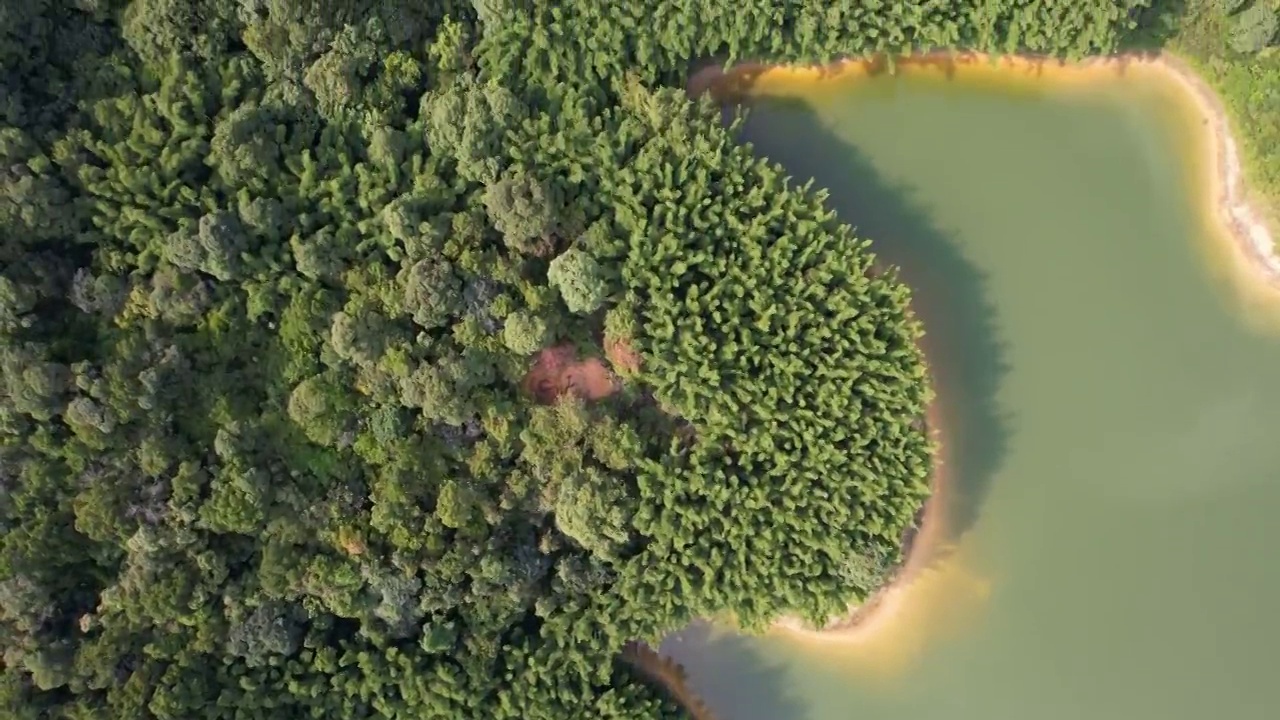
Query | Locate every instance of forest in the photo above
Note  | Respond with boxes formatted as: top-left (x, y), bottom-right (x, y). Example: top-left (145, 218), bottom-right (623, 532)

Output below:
top-left (0, 1), bottom-right (1194, 719)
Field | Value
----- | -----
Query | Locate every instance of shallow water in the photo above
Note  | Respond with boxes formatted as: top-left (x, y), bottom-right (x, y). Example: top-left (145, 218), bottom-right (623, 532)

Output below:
top-left (662, 69), bottom-right (1280, 720)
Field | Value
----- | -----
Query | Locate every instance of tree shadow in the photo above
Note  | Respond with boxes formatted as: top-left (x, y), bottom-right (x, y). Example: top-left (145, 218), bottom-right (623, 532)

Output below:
top-left (1126, 0), bottom-right (1191, 52)
top-left (731, 94), bottom-right (1013, 545)
top-left (657, 620), bottom-right (810, 720)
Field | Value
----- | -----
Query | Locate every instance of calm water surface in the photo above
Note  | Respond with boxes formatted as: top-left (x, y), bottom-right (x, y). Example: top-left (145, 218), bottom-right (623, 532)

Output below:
top-left (662, 71), bottom-right (1280, 720)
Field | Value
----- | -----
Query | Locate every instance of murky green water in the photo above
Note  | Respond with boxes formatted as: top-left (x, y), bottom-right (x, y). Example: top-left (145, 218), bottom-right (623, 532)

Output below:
top-left (662, 72), bottom-right (1280, 720)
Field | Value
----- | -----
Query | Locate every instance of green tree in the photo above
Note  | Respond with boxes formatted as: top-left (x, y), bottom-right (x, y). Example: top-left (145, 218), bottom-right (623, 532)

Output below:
top-left (287, 374), bottom-right (356, 447)
top-left (1231, 3), bottom-right (1279, 52)
top-left (303, 25), bottom-right (376, 118)
top-left (121, 0), bottom-right (239, 65)
top-left (163, 211), bottom-right (248, 282)
top-left (422, 80), bottom-right (524, 184)
top-left (548, 248), bottom-right (608, 314)
top-left (555, 467), bottom-right (634, 561)
top-left (226, 603), bottom-right (303, 666)
top-left (482, 167), bottom-right (557, 254)
top-left (0, 1), bottom-right (1152, 717)
top-left (501, 310), bottom-right (548, 355)
top-left (401, 257), bottom-right (463, 329)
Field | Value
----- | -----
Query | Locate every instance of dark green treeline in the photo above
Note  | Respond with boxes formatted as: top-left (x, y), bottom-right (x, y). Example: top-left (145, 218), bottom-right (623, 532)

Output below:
top-left (0, 2), bottom-right (1145, 719)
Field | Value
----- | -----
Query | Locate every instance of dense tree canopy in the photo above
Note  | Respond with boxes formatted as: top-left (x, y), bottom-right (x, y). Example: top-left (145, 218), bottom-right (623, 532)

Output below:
top-left (0, 1), bottom-right (1149, 718)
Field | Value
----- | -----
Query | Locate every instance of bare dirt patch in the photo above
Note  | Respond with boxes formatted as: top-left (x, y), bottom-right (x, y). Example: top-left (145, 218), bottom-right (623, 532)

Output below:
top-left (523, 344), bottom-right (619, 404)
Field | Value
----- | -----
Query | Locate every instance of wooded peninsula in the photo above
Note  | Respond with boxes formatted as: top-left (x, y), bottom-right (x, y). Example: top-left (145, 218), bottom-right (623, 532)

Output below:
top-left (0, 2), bottom-right (1273, 719)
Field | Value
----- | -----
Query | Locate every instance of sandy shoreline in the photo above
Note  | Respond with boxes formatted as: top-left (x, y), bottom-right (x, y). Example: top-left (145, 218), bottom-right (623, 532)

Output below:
top-left (722, 50), bottom-right (1279, 643)
top-left (629, 49), bottom-right (1280, 707)
top-left (685, 50), bottom-right (1280, 638)
top-left (768, 382), bottom-right (949, 643)
top-left (1153, 53), bottom-right (1280, 289)
top-left (689, 51), bottom-right (1280, 299)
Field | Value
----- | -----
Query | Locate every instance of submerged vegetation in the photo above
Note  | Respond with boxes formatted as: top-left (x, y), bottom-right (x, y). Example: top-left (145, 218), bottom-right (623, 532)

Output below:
top-left (0, 1), bottom-right (1238, 719)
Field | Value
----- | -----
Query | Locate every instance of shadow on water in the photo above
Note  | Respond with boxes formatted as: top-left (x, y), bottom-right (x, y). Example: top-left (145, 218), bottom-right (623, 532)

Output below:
top-left (732, 93), bottom-right (1013, 543)
top-left (658, 620), bottom-right (809, 720)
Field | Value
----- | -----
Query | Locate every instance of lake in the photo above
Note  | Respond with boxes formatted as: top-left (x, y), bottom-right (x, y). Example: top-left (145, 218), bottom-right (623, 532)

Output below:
top-left (662, 60), bottom-right (1280, 720)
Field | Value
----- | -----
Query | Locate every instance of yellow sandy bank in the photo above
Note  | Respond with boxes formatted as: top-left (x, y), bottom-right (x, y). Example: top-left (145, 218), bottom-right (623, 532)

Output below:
top-left (767, 382), bottom-right (991, 678)
top-left (691, 52), bottom-right (1280, 313)
top-left (675, 50), bottom-right (1280, 667)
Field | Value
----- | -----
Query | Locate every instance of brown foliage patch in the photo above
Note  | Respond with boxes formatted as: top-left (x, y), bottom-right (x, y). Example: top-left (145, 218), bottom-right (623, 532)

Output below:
top-left (523, 344), bottom-right (619, 404)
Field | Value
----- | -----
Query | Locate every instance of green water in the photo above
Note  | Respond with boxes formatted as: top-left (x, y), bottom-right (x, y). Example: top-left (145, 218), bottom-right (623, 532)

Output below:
top-left (662, 74), bottom-right (1280, 719)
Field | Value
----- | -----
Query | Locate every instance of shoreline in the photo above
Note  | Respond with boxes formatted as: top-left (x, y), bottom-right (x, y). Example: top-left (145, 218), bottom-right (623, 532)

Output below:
top-left (635, 48), bottom-right (1280, 707)
top-left (689, 51), bottom-right (1280, 299)
top-left (712, 50), bottom-right (1280, 643)
top-left (768, 382), bottom-right (949, 642)
top-left (621, 642), bottom-right (720, 720)
top-left (684, 50), bottom-right (1280, 640)
top-left (1153, 53), bottom-right (1280, 291)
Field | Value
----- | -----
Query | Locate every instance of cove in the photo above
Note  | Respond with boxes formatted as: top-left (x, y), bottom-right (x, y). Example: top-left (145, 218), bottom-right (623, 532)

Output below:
top-left (662, 62), bottom-right (1280, 719)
